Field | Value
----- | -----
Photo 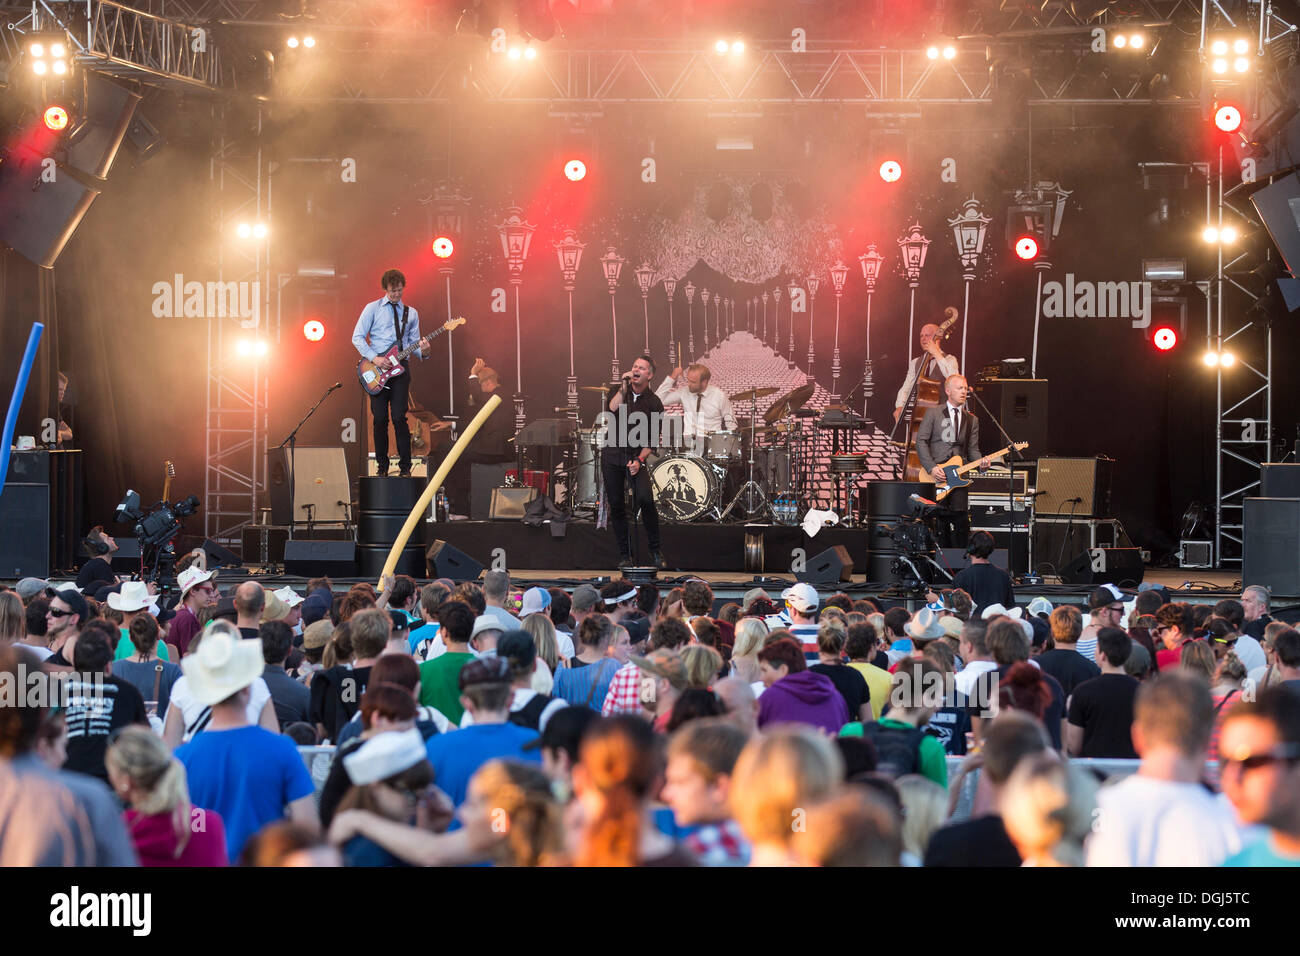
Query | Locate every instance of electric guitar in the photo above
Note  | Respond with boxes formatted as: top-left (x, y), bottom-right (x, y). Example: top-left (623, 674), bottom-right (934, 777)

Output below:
top-left (917, 441), bottom-right (1030, 501)
top-left (356, 317), bottom-right (466, 396)
top-left (162, 459), bottom-right (175, 503)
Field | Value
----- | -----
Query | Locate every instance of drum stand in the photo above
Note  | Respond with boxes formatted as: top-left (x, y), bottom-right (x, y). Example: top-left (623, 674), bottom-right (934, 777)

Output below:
top-left (719, 390), bottom-right (773, 522)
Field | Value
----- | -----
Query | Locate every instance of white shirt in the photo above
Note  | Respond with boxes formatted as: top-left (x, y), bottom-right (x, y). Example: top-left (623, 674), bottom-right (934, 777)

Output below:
top-left (895, 352), bottom-right (960, 410)
top-left (14, 642), bottom-right (53, 661)
top-left (1233, 634), bottom-right (1266, 673)
top-left (1085, 775), bottom-right (1243, 867)
top-left (655, 377), bottom-right (736, 436)
top-left (954, 659), bottom-right (998, 698)
top-left (167, 675), bottom-right (272, 743)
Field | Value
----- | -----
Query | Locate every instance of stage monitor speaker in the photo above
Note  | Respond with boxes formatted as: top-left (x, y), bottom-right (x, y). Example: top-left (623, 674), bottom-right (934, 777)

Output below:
top-left (109, 538), bottom-right (142, 573)
top-left (795, 545), bottom-right (854, 586)
top-left (201, 538), bottom-right (243, 569)
top-left (267, 447), bottom-right (350, 525)
top-left (490, 487), bottom-right (537, 520)
top-left (283, 539), bottom-right (357, 577)
top-left (1243, 497), bottom-right (1300, 597)
top-left (427, 540), bottom-right (484, 582)
top-left (1058, 548), bottom-right (1145, 587)
top-left (1249, 172), bottom-right (1300, 277)
top-left (1261, 464), bottom-right (1300, 499)
top-left (0, 483), bottom-right (50, 578)
top-left (0, 146), bottom-right (100, 269)
top-left (1035, 457), bottom-right (1114, 517)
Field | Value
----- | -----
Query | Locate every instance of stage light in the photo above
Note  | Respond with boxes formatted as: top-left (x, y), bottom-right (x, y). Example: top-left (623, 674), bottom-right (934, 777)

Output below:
top-left (1153, 326), bottom-right (1177, 351)
top-left (30, 42), bottom-right (44, 58)
top-left (287, 36), bottom-right (299, 48)
top-left (432, 236), bottom-right (454, 258)
top-left (564, 159), bottom-right (587, 181)
top-left (1203, 226), bottom-right (1219, 242)
top-left (879, 160), bottom-right (902, 182)
top-left (1234, 57), bottom-right (1250, 73)
top-left (303, 36), bottom-right (316, 49)
top-left (1211, 40), bottom-right (1228, 56)
top-left (1221, 225), bottom-right (1239, 243)
top-left (52, 59), bottom-right (67, 75)
top-left (943, 45), bottom-right (957, 60)
top-left (254, 340), bottom-right (269, 357)
top-left (1129, 34), bottom-right (1144, 49)
top-left (1233, 38), bottom-right (1250, 55)
top-left (33, 60), bottom-right (47, 75)
top-left (1220, 350), bottom-right (1235, 367)
top-left (1203, 349), bottom-right (1219, 367)
top-left (236, 339), bottom-right (252, 357)
top-left (524, 46), bottom-right (537, 60)
top-left (1114, 34), bottom-right (1127, 48)
top-left (732, 40), bottom-right (745, 55)
top-left (927, 46), bottom-right (940, 60)
top-left (237, 222), bottom-right (252, 239)
top-left (1214, 104), bottom-right (1242, 132)
top-left (1014, 236), bottom-right (1039, 260)
top-left (51, 42), bottom-right (66, 58)
top-left (508, 46), bottom-right (522, 60)
top-left (252, 222), bottom-right (268, 239)
top-left (43, 106), bottom-right (68, 131)
top-left (715, 39), bottom-right (729, 54)
top-left (1212, 59), bottom-right (1228, 74)
top-left (303, 320), bottom-right (325, 342)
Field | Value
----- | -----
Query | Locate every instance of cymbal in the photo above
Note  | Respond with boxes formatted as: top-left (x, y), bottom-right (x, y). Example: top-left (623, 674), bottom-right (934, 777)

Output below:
top-left (764, 381), bottom-right (816, 424)
top-left (579, 385), bottom-right (612, 392)
top-left (732, 386), bottom-right (780, 403)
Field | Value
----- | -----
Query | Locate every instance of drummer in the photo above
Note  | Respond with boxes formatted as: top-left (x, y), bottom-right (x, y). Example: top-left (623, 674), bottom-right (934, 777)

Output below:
top-left (655, 363), bottom-right (737, 452)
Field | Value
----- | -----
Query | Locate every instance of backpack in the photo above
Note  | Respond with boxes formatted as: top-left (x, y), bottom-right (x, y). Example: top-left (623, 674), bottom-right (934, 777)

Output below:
top-left (509, 693), bottom-right (554, 730)
top-left (862, 722), bottom-right (926, 777)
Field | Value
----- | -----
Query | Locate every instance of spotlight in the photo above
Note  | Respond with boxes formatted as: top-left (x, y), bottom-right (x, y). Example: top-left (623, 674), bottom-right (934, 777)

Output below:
top-left (1129, 34), bottom-right (1144, 49)
top-left (1220, 350), bottom-right (1235, 367)
top-left (1220, 225), bottom-right (1238, 243)
top-left (43, 106), bottom-right (69, 131)
top-left (1233, 38), bottom-right (1250, 55)
top-left (252, 222), bottom-right (268, 239)
top-left (1234, 57), bottom-right (1250, 74)
top-left (878, 160), bottom-right (902, 182)
top-left (52, 60), bottom-right (67, 75)
top-left (254, 340), bottom-right (269, 357)
top-left (1014, 236), bottom-right (1039, 260)
top-left (1203, 226), bottom-right (1219, 242)
top-left (237, 222), bottom-right (252, 239)
top-left (51, 42), bottom-right (66, 58)
top-left (715, 39), bottom-right (729, 55)
top-left (236, 339), bottom-right (252, 357)
top-left (943, 45), bottom-right (957, 60)
top-left (508, 46), bottom-right (522, 60)
top-left (287, 36), bottom-right (299, 48)
top-left (564, 159), bottom-right (587, 181)
top-left (30, 42), bottom-right (44, 58)
top-left (731, 40), bottom-right (745, 55)
top-left (1203, 349), bottom-right (1220, 367)
top-left (1214, 104), bottom-right (1242, 132)
top-left (33, 60), bottom-right (48, 76)
top-left (1153, 326), bottom-right (1178, 351)
top-left (303, 36), bottom-right (316, 49)
top-left (524, 46), bottom-right (537, 60)
top-left (927, 46), bottom-right (940, 60)
top-left (1212, 59), bottom-right (1228, 74)
top-left (303, 320), bottom-right (325, 342)
top-left (1211, 40), bottom-right (1228, 56)
top-left (1114, 34), bottom-right (1127, 48)
top-left (432, 236), bottom-right (454, 258)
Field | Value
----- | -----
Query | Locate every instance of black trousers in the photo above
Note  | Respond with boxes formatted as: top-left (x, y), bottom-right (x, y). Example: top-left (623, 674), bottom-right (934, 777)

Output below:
top-left (932, 487), bottom-right (970, 549)
top-left (370, 372), bottom-right (411, 471)
top-left (602, 457), bottom-right (661, 557)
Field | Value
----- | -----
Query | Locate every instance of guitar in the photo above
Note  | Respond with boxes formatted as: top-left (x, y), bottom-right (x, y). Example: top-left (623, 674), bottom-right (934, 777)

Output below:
top-left (356, 317), bottom-right (466, 396)
top-left (162, 459), bottom-right (175, 503)
top-left (917, 441), bottom-right (1030, 501)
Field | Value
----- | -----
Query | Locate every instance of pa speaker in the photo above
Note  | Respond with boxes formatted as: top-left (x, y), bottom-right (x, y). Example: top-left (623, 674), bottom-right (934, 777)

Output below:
top-left (0, 483), bottom-right (49, 578)
top-left (427, 539), bottom-right (484, 582)
top-left (1249, 173), bottom-right (1300, 277)
top-left (0, 146), bottom-right (100, 269)
top-left (65, 72), bottom-right (141, 180)
top-left (796, 545), bottom-right (854, 586)
top-left (1035, 457), bottom-right (1114, 517)
top-left (1059, 548), bottom-right (1145, 587)
top-left (283, 539), bottom-right (357, 577)
top-left (109, 538), bottom-right (142, 573)
top-left (1261, 464), bottom-right (1300, 498)
top-left (201, 538), bottom-right (243, 569)
top-left (1244, 497), bottom-right (1300, 597)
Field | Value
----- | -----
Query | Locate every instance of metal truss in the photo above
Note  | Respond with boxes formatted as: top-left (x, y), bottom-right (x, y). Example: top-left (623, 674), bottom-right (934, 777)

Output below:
top-left (205, 105), bottom-right (272, 550)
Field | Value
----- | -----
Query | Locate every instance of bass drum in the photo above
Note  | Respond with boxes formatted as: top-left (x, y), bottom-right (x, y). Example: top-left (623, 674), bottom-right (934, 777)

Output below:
top-left (651, 454), bottom-right (720, 522)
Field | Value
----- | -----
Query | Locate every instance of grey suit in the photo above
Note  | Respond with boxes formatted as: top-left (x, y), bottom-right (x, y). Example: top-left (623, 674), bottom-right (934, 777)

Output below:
top-left (916, 403), bottom-right (980, 473)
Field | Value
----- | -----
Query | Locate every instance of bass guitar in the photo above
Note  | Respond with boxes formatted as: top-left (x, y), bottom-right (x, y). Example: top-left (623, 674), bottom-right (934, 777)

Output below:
top-left (917, 441), bottom-right (1030, 501)
top-left (356, 317), bottom-right (466, 396)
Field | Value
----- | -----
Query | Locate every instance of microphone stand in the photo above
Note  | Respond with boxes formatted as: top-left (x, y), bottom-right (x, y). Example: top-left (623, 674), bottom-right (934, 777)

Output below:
top-left (279, 382), bottom-right (342, 540)
top-left (967, 384), bottom-right (1028, 577)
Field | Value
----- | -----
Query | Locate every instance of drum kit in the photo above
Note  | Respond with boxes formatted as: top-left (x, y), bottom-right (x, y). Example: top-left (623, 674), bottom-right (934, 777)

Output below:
top-left (558, 380), bottom-right (819, 525)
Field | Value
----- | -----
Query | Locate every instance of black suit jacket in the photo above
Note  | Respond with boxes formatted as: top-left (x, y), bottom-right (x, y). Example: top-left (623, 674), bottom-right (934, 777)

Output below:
top-left (916, 404), bottom-right (980, 472)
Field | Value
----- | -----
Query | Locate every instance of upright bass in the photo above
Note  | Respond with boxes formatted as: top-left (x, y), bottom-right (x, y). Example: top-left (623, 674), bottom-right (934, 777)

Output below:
top-left (900, 306), bottom-right (959, 482)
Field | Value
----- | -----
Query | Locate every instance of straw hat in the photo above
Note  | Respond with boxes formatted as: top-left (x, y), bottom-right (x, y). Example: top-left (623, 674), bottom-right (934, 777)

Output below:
top-left (180, 630), bottom-right (264, 707)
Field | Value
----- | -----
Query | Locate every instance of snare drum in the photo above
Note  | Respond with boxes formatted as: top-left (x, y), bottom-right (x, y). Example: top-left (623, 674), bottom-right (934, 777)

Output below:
top-left (651, 454), bottom-right (721, 522)
top-left (704, 430), bottom-right (742, 463)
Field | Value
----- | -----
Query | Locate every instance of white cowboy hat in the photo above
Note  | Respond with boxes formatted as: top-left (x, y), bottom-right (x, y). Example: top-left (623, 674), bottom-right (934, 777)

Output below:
top-left (107, 580), bottom-right (159, 614)
top-left (180, 630), bottom-right (265, 707)
top-left (981, 603), bottom-right (1024, 621)
top-left (273, 586), bottom-right (304, 609)
top-left (177, 565), bottom-right (217, 599)
top-left (904, 607), bottom-right (945, 642)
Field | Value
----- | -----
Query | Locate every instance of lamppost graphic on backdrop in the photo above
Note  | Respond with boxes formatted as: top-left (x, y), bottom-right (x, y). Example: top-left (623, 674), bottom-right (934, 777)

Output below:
top-left (663, 278), bottom-right (678, 370)
top-left (858, 243), bottom-right (884, 421)
top-left (787, 282), bottom-right (799, 367)
top-left (772, 286), bottom-right (782, 357)
top-left (749, 297), bottom-right (756, 334)
top-left (715, 290), bottom-right (724, 343)
top-left (635, 263), bottom-right (656, 354)
top-left (829, 260), bottom-right (849, 404)
top-left (432, 180), bottom-right (470, 418)
top-left (1023, 182), bottom-right (1071, 377)
top-left (684, 280), bottom-right (696, 359)
top-left (806, 273), bottom-right (819, 369)
top-left (897, 223), bottom-right (931, 364)
top-left (727, 297), bottom-right (734, 336)
top-left (701, 288), bottom-right (711, 352)
top-left (745, 297), bottom-right (752, 334)
top-left (600, 247), bottom-right (625, 381)
top-left (761, 290), bottom-right (769, 345)
top-left (947, 197), bottom-right (991, 373)
top-left (497, 206), bottom-right (536, 432)
top-left (553, 227), bottom-right (585, 422)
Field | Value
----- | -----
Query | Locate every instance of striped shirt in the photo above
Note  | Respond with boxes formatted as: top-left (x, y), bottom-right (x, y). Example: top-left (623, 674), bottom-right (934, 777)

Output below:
top-left (552, 658), bottom-right (622, 711)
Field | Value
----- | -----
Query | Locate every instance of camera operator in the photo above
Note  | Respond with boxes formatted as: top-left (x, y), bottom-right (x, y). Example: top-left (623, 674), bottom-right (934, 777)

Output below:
top-left (76, 526), bottom-right (121, 593)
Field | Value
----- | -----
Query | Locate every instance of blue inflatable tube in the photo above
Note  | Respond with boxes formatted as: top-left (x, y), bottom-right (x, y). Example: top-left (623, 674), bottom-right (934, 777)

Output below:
top-left (0, 323), bottom-right (46, 502)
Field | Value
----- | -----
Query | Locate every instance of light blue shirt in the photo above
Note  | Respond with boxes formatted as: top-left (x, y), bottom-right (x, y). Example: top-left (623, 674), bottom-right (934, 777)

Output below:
top-left (352, 296), bottom-right (424, 363)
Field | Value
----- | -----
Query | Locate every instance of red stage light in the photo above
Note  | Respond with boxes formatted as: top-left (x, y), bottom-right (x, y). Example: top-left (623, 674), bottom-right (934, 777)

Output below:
top-left (43, 106), bottom-right (68, 131)
top-left (303, 320), bottom-right (325, 342)
top-left (564, 159), bottom-right (587, 181)
top-left (1153, 326), bottom-right (1178, 351)
top-left (432, 236), bottom-right (454, 258)
top-left (1014, 236), bottom-right (1039, 260)
top-left (1214, 104), bottom-right (1242, 133)
top-left (879, 160), bottom-right (902, 183)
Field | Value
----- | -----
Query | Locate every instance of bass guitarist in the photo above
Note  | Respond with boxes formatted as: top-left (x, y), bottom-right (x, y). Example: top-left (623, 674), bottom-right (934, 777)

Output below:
top-left (352, 269), bottom-right (433, 477)
top-left (915, 374), bottom-right (990, 547)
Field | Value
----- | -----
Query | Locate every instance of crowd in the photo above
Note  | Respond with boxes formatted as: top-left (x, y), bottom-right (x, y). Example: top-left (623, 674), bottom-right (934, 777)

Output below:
top-left (2, 539), bottom-right (1299, 868)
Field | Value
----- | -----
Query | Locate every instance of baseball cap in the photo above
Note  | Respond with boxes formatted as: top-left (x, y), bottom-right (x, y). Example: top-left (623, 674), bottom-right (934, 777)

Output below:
top-left (301, 589), bottom-right (331, 626)
top-left (1027, 596), bottom-right (1054, 619)
top-left (15, 577), bottom-right (49, 601)
top-left (48, 587), bottom-right (88, 624)
top-left (781, 582), bottom-right (819, 614)
top-left (471, 615), bottom-right (503, 641)
top-left (303, 619), bottom-right (334, 650)
top-left (570, 585), bottom-right (600, 613)
top-left (388, 609), bottom-right (410, 634)
top-left (741, 587), bottom-right (771, 613)
top-left (497, 629), bottom-right (536, 675)
top-left (458, 655), bottom-right (512, 690)
top-left (1088, 584), bottom-right (1129, 610)
top-left (630, 648), bottom-right (688, 690)
top-left (519, 587), bottom-right (552, 618)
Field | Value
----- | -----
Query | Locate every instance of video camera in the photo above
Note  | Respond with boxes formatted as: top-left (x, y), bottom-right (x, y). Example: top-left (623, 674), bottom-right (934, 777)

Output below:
top-left (114, 490), bottom-right (200, 584)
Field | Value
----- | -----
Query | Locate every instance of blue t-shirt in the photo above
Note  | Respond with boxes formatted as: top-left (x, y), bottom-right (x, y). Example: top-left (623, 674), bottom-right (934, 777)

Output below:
top-left (1222, 836), bottom-right (1300, 867)
top-left (177, 725), bottom-right (315, 862)
top-left (551, 658), bottom-right (621, 711)
top-left (423, 722), bottom-right (541, 808)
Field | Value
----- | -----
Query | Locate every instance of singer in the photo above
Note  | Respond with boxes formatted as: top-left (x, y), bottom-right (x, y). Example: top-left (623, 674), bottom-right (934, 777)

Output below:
top-left (893, 323), bottom-right (959, 424)
top-left (602, 354), bottom-right (667, 569)
top-left (442, 358), bottom-right (514, 517)
top-left (352, 269), bottom-right (434, 477)
top-left (915, 374), bottom-right (990, 547)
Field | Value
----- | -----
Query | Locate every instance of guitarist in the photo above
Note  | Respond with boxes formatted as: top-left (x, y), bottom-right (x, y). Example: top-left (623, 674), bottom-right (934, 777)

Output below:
top-left (893, 323), bottom-right (959, 424)
top-left (915, 375), bottom-right (990, 546)
top-left (352, 269), bottom-right (434, 477)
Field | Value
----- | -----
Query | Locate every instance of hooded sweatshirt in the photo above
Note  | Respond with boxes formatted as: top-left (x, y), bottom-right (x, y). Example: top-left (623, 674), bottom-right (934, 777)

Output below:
top-left (757, 670), bottom-right (849, 735)
top-left (124, 808), bottom-right (229, 867)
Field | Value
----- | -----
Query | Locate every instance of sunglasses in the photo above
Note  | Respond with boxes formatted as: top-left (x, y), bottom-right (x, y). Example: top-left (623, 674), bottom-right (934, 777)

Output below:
top-left (1222, 744), bottom-right (1300, 774)
top-left (47, 608), bottom-right (75, 618)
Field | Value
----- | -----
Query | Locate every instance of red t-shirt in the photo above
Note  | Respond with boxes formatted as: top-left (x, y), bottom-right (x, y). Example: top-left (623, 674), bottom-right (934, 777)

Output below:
top-left (169, 606), bottom-right (201, 656)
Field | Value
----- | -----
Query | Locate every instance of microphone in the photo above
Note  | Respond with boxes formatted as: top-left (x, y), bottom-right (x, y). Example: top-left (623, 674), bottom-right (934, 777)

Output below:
top-left (1067, 496), bottom-right (1083, 503)
top-left (329, 382), bottom-right (342, 391)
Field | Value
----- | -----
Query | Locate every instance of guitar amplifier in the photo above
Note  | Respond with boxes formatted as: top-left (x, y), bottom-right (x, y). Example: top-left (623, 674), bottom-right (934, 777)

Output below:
top-left (1035, 456), bottom-right (1114, 517)
top-left (490, 487), bottom-right (538, 520)
top-left (965, 466), bottom-right (1030, 496)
